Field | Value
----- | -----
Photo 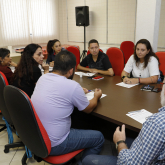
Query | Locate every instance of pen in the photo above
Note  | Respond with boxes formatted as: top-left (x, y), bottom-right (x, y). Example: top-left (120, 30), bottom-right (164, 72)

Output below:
top-left (128, 110), bottom-right (142, 114)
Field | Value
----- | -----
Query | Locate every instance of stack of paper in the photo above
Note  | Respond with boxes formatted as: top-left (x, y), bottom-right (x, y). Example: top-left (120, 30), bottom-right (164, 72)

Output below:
top-left (75, 72), bottom-right (96, 77)
top-left (126, 109), bottom-right (153, 124)
top-left (85, 91), bottom-right (107, 100)
top-left (116, 82), bottom-right (139, 88)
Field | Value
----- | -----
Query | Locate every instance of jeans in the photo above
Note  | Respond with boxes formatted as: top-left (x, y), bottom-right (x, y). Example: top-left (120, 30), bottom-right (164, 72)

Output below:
top-left (82, 137), bottom-right (134, 165)
top-left (50, 128), bottom-right (104, 161)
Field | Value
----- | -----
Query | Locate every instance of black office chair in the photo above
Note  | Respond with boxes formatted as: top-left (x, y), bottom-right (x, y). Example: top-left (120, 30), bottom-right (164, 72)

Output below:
top-left (0, 110), bottom-right (7, 132)
top-left (0, 71), bottom-right (24, 153)
top-left (4, 85), bottom-right (84, 165)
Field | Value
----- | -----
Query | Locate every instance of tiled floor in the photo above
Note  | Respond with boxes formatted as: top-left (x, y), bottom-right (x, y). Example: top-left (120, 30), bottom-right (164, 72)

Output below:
top-left (0, 117), bottom-right (115, 165)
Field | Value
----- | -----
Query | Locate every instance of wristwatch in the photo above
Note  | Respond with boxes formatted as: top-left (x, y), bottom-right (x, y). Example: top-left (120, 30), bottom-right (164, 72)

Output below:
top-left (116, 140), bottom-right (126, 149)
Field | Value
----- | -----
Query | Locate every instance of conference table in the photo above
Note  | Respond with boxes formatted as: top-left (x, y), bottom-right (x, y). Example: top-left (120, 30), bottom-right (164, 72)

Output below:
top-left (73, 74), bottom-right (162, 132)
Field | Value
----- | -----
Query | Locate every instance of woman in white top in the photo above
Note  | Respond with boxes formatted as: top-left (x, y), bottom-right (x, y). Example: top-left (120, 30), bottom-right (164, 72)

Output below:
top-left (121, 39), bottom-right (160, 84)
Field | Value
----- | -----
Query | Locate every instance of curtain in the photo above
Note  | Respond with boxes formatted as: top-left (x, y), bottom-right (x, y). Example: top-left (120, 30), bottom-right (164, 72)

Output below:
top-left (0, 0), bottom-right (59, 47)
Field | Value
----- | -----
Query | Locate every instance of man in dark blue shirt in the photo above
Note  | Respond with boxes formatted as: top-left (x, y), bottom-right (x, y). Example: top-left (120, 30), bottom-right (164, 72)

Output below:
top-left (77, 39), bottom-right (114, 76)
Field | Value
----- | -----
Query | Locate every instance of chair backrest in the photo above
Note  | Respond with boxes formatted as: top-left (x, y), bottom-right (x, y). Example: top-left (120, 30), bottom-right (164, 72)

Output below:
top-left (120, 41), bottom-right (134, 64)
top-left (155, 52), bottom-right (165, 75)
top-left (87, 49), bottom-right (103, 55)
top-left (106, 47), bottom-right (124, 76)
top-left (0, 72), bottom-right (13, 124)
top-left (66, 46), bottom-right (80, 68)
top-left (4, 85), bottom-right (51, 158)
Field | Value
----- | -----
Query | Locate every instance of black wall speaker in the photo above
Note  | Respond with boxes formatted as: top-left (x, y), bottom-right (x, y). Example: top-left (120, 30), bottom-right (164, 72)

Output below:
top-left (75, 6), bottom-right (89, 26)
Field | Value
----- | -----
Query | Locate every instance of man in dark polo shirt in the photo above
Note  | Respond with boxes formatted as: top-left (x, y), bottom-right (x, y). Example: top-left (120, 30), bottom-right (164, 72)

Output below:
top-left (77, 39), bottom-right (114, 76)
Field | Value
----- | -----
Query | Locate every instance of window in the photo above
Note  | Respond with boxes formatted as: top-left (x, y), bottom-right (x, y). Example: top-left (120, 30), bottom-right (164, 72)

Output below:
top-left (0, 0), bottom-right (59, 47)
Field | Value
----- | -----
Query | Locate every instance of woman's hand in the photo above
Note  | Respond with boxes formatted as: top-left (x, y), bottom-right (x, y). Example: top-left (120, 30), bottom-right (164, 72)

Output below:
top-left (123, 77), bottom-right (139, 84)
top-left (10, 61), bottom-right (17, 67)
top-left (42, 62), bottom-right (49, 74)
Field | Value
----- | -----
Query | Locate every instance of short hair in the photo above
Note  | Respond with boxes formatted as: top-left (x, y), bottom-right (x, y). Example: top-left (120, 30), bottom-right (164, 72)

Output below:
top-left (53, 51), bottom-right (76, 75)
top-left (0, 48), bottom-right (10, 59)
top-left (88, 39), bottom-right (99, 47)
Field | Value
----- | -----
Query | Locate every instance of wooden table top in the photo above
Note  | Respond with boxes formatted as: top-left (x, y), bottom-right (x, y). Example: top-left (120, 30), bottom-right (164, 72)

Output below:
top-left (73, 74), bottom-right (161, 132)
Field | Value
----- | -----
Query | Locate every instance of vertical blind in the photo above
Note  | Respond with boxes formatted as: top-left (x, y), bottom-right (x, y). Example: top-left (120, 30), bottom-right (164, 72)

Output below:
top-left (0, 0), bottom-right (59, 47)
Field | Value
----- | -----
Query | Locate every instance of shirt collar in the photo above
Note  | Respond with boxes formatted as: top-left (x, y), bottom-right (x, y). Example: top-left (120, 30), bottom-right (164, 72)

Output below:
top-left (158, 106), bottom-right (165, 112)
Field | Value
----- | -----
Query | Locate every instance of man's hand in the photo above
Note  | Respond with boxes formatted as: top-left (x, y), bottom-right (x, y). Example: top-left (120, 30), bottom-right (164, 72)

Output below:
top-left (94, 88), bottom-right (102, 99)
top-left (89, 69), bottom-right (99, 74)
top-left (50, 61), bottom-right (54, 67)
top-left (10, 61), bottom-right (17, 67)
top-left (82, 87), bottom-right (89, 94)
top-left (113, 125), bottom-right (126, 144)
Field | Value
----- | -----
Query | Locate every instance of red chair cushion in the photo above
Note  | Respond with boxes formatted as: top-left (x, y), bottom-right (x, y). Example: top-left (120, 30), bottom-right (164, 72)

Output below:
top-left (120, 41), bottom-right (134, 64)
top-left (106, 47), bottom-right (124, 76)
top-left (0, 71), bottom-right (9, 85)
top-left (155, 52), bottom-right (165, 75)
top-left (66, 46), bottom-right (80, 68)
top-left (43, 149), bottom-right (84, 164)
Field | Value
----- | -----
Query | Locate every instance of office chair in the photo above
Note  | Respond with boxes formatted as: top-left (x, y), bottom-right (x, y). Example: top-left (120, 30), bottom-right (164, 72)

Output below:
top-left (66, 46), bottom-right (80, 68)
top-left (0, 110), bottom-right (6, 132)
top-left (155, 52), bottom-right (165, 75)
top-left (120, 41), bottom-right (134, 64)
top-left (0, 72), bottom-right (24, 153)
top-left (4, 85), bottom-right (84, 165)
top-left (106, 47), bottom-right (124, 76)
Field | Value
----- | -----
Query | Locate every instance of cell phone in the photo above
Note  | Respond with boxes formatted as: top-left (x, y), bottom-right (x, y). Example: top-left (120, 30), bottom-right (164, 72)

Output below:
top-left (87, 76), bottom-right (96, 79)
top-left (152, 88), bottom-right (162, 93)
top-left (92, 76), bottom-right (104, 80)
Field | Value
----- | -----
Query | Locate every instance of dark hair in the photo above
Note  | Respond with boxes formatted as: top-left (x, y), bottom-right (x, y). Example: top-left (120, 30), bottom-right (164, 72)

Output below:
top-left (47, 39), bottom-right (60, 55)
top-left (134, 39), bottom-right (160, 68)
top-left (53, 51), bottom-right (76, 75)
top-left (88, 39), bottom-right (99, 47)
top-left (0, 48), bottom-right (10, 61)
top-left (11, 43), bottom-right (41, 85)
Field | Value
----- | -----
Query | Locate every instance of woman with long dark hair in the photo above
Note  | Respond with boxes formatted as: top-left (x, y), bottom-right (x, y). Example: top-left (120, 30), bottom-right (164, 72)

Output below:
top-left (121, 39), bottom-right (160, 84)
top-left (46, 39), bottom-right (66, 67)
top-left (11, 43), bottom-right (49, 97)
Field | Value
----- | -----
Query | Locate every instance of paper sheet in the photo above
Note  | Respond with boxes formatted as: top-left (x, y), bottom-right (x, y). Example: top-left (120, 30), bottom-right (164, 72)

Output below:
top-left (126, 109), bottom-right (153, 124)
top-left (75, 72), bottom-right (96, 77)
top-left (85, 91), bottom-right (107, 100)
top-left (116, 82), bottom-right (139, 88)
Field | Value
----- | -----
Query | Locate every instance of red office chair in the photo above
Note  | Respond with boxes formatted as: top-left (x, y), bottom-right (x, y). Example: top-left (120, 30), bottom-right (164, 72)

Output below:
top-left (4, 85), bottom-right (84, 165)
top-left (0, 72), bottom-right (24, 153)
top-left (87, 49), bottom-right (103, 55)
top-left (66, 46), bottom-right (80, 68)
top-left (120, 41), bottom-right (134, 64)
top-left (106, 47), bottom-right (124, 76)
top-left (155, 52), bottom-right (165, 75)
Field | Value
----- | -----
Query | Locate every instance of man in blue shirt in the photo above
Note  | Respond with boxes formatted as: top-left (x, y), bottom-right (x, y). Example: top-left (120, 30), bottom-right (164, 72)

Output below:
top-left (83, 81), bottom-right (165, 164)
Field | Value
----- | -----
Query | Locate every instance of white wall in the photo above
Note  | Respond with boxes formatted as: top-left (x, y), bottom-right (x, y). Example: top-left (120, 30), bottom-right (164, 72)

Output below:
top-left (59, 0), bottom-right (136, 54)
top-left (59, 0), bottom-right (165, 53)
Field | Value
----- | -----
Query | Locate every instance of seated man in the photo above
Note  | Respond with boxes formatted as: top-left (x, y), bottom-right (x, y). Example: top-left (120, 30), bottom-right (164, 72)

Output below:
top-left (82, 81), bottom-right (165, 164)
top-left (31, 51), bottom-right (104, 164)
top-left (77, 39), bottom-right (114, 76)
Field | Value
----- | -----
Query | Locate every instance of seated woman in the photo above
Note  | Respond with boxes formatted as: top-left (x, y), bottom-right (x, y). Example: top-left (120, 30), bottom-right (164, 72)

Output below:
top-left (0, 48), bottom-right (17, 82)
top-left (46, 39), bottom-right (66, 67)
top-left (11, 44), bottom-right (49, 97)
top-left (121, 39), bottom-right (160, 84)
